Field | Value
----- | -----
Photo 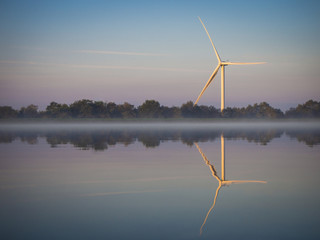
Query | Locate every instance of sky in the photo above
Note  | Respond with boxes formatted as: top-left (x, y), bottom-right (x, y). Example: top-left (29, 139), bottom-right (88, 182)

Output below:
top-left (0, 0), bottom-right (319, 110)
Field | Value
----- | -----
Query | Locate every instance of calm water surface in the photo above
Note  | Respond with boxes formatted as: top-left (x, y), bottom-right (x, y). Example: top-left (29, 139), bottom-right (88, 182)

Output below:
top-left (0, 122), bottom-right (319, 239)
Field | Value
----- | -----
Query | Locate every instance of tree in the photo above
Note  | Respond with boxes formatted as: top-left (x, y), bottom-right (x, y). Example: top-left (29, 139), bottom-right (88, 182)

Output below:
top-left (46, 102), bottom-right (70, 118)
top-left (118, 102), bottom-right (136, 118)
top-left (243, 102), bottom-right (283, 118)
top-left (181, 101), bottom-right (195, 117)
top-left (160, 106), bottom-right (181, 118)
top-left (285, 100), bottom-right (320, 118)
top-left (19, 104), bottom-right (39, 118)
top-left (222, 107), bottom-right (236, 118)
top-left (181, 101), bottom-right (208, 118)
top-left (0, 106), bottom-right (18, 118)
top-left (91, 101), bottom-right (107, 118)
top-left (138, 100), bottom-right (161, 118)
top-left (198, 105), bottom-right (220, 118)
top-left (69, 99), bottom-right (94, 118)
top-left (106, 102), bottom-right (121, 118)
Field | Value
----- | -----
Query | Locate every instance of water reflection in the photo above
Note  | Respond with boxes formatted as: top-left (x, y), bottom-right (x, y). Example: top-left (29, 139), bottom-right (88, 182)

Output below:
top-left (0, 122), bottom-right (320, 149)
top-left (195, 135), bottom-right (267, 235)
top-left (1, 123), bottom-right (319, 239)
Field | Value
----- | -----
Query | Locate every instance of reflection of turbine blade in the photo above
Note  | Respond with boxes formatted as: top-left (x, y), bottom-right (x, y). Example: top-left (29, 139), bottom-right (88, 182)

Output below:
top-left (194, 64), bottom-right (220, 106)
top-left (195, 139), bottom-right (267, 236)
top-left (223, 180), bottom-right (267, 185)
top-left (200, 183), bottom-right (222, 235)
top-left (195, 142), bottom-right (223, 235)
top-left (198, 17), bottom-right (221, 63)
top-left (194, 142), bottom-right (220, 181)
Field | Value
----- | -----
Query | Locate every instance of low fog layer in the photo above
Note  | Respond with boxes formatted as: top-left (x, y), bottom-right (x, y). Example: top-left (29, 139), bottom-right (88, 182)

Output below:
top-left (0, 120), bottom-right (319, 131)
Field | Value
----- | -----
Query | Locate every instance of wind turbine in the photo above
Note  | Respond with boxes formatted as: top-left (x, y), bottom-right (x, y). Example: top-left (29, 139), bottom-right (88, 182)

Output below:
top-left (194, 135), bottom-right (266, 235)
top-left (194, 17), bottom-right (266, 112)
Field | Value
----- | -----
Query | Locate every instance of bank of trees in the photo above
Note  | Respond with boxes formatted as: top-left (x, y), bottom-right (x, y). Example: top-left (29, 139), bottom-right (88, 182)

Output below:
top-left (0, 99), bottom-right (319, 119)
top-left (285, 100), bottom-right (320, 118)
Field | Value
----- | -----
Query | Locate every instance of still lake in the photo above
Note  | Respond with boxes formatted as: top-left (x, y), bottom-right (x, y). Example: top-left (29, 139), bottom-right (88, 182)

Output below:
top-left (1, 121), bottom-right (320, 240)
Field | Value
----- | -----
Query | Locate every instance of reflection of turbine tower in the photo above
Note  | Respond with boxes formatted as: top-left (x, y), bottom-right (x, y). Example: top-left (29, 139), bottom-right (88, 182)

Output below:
top-left (195, 135), bottom-right (266, 235)
top-left (194, 17), bottom-right (266, 112)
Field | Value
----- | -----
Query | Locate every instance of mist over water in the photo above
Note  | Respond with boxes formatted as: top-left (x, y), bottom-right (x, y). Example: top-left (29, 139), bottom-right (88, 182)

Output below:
top-left (1, 120), bottom-right (319, 131)
top-left (1, 121), bottom-right (319, 149)
top-left (0, 121), bottom-right (319, 239)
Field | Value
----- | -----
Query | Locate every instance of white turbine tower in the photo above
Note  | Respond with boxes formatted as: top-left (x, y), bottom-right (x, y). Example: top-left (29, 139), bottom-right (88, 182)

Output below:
top-left (194, 17), bottom-right (266, 112)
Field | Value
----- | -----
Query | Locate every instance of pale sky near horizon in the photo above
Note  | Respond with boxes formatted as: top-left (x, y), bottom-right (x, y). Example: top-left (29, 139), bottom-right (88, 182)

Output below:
top-left (0, 0), bottom-right (319, 110)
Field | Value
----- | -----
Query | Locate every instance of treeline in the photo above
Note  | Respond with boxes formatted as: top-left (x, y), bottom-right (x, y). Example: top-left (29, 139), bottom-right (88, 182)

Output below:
top-left (0, 99), bottom-right (319, 119)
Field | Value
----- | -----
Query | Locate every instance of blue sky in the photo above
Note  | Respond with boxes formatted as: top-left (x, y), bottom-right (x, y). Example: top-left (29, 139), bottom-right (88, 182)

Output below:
top-left (0, 0), bottom-right (319, 110)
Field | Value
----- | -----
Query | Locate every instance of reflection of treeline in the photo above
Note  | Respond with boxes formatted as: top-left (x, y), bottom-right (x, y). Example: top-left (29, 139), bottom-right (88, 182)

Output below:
top-left (0, 129), bottom-right (319, 150)
top-left (286, 130), bottom-right (320, 147)
top-left (1, 99), bottom-right (320, 119)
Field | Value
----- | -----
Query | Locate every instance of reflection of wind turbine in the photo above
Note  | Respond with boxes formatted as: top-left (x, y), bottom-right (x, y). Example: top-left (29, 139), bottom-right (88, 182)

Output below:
top-left (194, 135), bottom-right (266, 235)
top-left (194, 17), bottom-right (266, 112)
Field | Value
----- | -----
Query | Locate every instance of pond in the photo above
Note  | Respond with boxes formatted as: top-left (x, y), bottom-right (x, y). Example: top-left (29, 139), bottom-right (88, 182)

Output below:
top-left (0, 122), bottom-right (319, 239)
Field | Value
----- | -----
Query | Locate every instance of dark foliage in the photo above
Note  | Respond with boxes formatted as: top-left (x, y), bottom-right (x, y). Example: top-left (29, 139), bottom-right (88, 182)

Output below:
top-left (19, 104), bottom-right (39, 118)
top-left (138, 100), bottom-right (162, 118)
top-left (285, 100), bottom-right (320, 118)
top-left (0, 106), bottom-right (18, 118)
top-left (0, 99), bottom-right (319, 119)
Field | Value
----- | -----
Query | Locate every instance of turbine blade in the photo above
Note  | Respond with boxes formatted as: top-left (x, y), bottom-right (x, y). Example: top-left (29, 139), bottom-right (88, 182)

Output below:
top-left (194, 65), bottom-right (220, 106)
top-left (198, 17), bottom-right (221, 63)
top-left (223, 180), bottom-right (267, 185)
top-left (224, 62), bottom-right (266, 65)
